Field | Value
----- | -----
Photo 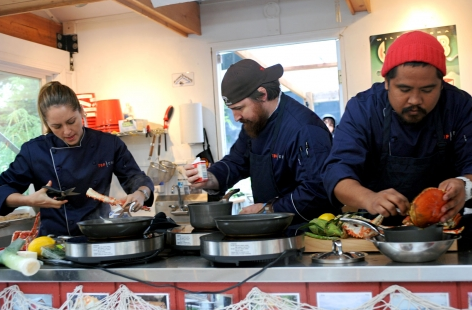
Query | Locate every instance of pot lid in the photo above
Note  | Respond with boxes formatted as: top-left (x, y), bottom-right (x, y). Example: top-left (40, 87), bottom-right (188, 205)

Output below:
top-left (311, 239), bottom-right (367, 264)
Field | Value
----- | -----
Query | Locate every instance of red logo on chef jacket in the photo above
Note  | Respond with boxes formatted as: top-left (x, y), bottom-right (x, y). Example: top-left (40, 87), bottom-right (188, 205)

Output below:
top-left (272, 154), bottom-right (283, 159)
top-left (97, 160), bottom-right (114, 168)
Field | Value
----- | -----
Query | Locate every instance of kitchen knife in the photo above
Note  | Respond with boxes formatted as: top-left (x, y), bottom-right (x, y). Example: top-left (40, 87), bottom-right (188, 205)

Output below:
top-left (148, 133), bottom-right (156, 160)
top-left (163, 105), bottom-right (174, 152)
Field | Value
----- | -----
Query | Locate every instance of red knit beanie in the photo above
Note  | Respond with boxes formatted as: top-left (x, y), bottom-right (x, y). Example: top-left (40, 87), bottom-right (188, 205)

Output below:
top-left (381, 30), bottom-right (446, 77)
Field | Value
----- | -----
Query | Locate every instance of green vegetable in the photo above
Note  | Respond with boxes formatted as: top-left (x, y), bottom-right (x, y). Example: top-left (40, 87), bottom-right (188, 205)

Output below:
top-left (308, 218), bottom-right (343, 237)
top-left (305, 232), bottom-right (341, 240)
top-left (0, 239), bottom-right (40, 276)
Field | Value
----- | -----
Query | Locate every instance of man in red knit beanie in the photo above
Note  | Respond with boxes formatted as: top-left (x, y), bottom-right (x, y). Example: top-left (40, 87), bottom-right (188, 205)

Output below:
top-left (322, 30), bottom-right (472, 235)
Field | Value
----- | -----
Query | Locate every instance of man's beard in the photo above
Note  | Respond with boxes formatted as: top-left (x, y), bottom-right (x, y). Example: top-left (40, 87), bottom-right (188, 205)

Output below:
top-left (399, 105), bottom-right (428, 124)
top-left (243, 118), bottom-right (268, 138)
top-left (241, 103), bottom-right (270, 138)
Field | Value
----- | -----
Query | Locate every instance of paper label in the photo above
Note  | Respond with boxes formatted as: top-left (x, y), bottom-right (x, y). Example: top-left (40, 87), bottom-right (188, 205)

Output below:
top-left (91, 244), bottom-right (116, 257)
top-left (228, 242), bottom-right (256, 256)
top-left (176, 234), bottom-right (194, 246)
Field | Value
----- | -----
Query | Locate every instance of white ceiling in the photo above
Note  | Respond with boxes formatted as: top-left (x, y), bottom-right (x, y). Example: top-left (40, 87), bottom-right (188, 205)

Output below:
top-left (31, 0), bottom-right (233, 23)
top-left (32, 1), bottom-right (134, 23)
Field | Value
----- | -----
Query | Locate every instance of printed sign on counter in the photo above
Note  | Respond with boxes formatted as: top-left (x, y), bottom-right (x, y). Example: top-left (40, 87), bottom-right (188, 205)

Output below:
top-left (317, 292), bottom-right (372, 310)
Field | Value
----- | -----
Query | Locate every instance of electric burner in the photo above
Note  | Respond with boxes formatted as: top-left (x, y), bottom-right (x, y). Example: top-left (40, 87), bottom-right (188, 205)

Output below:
top-left (65, 233), bottom-right (165, 264)
top-left (167, 225), bottom-right (215, 251)
top-left (200, 232), bottom-right (305, 266)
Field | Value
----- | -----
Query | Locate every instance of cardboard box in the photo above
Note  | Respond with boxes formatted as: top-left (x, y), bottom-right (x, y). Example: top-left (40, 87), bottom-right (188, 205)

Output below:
top-left (118, 119), bottom-right (137, 133)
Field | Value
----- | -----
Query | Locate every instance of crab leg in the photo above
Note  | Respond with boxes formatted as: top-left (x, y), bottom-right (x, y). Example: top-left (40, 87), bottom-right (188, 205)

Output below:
top-left (11, 212), bottom-right (40, 250)
top-left (86, 188), bottom-right (124, 206)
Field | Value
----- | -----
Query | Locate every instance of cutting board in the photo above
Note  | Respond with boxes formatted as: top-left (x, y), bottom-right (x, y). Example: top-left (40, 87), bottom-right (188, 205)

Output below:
top-left (304, 237), bottom-right (458, 253)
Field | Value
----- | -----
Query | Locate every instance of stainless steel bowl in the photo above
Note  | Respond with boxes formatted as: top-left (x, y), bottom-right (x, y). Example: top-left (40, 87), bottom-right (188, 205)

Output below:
top-left (371, 234), bottom-right (460, 263)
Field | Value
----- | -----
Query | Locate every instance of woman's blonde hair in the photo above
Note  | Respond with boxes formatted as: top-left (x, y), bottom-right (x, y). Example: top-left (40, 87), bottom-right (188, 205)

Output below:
top-left (37, 81), bottom-right (83, 133)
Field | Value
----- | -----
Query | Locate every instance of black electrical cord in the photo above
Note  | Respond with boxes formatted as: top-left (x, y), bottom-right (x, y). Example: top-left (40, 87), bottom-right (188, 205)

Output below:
top-left (57, 250), bottom-right (290, 295)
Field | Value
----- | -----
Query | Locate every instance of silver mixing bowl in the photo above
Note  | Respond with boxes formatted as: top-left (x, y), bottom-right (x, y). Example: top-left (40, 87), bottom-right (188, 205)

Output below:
top-left (371, 234), bottom-right (460, 263)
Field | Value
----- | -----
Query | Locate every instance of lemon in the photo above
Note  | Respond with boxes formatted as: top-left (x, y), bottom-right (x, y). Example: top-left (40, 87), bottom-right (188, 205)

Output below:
top-left (318, 213), bottom-right (336, 221)
top-left (27, 236), bottom-right (56, 255)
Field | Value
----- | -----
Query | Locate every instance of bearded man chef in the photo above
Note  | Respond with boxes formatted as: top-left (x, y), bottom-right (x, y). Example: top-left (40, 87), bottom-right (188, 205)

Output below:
top-left (0, 81), bottom-right (154, 236)
top-left (322, 31), bottom-right (472, 227)
top-left (185, 59), bottom-right (340, 225)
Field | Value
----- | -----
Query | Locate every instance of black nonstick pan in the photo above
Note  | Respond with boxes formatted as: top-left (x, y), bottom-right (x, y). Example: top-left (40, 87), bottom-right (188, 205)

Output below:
top-left (77, 216), bottom-right (153, 239)
top-left (340, 217), bottom-right (443, 242)
top-left (213, 213), bottom-right (295, 237)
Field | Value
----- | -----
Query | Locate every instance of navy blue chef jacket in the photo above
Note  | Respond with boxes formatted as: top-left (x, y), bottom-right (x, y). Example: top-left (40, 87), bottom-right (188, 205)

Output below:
top-left (208, 93), bottom-right (340, 224)
top-left (322, 82), bottom-right (472, 207)
top-left (0, 127), bottom-right (154, 236)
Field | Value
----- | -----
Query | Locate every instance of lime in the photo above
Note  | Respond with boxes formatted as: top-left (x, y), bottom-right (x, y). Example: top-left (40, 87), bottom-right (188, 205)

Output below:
top-left (27, 236), bottom-right (56, 255)
top-left (318, 213), bottom-right (336, 221)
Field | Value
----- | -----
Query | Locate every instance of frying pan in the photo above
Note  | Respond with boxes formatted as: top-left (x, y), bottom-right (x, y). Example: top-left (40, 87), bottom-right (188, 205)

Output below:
top-left (77, 216), bottom-right (153, 239)
top-left (214, 213), bottom-right (295, 237)
top-left (188, 189), bottom-right (240, 230)
top-left (339, 217), bottom-right (443, 242)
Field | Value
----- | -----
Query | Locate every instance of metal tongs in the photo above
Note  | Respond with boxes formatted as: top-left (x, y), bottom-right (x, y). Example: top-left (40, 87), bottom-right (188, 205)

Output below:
top-left (42, 186), bottom-right (80, 201)
top-left (109, 201), bottom-right (137, 218)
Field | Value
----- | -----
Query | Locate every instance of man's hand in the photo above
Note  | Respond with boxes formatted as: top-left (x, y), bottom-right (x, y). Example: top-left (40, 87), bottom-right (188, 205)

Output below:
top-left (363, 188), bottom-right (409, 217)
top-left (438, 177), bottom-right (468, 222)
top-left (239, 203), bottom-right (264, 214)
top-left (184, 164), bottom-right (219, 190)
top-left (334, 179), bottom-right (409, 217)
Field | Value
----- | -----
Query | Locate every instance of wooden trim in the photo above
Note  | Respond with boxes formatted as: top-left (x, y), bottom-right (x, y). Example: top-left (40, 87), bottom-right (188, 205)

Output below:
top-left (0, 13), bottom-right (61, 48)
top-left (284, 63), bottom-right (338, 71)
top-left (344, 0), bottom-right (355, 15)
top-left (364, 0), bottom-right (371, 13)
top-left (344, 0), bottom-right (371, 15)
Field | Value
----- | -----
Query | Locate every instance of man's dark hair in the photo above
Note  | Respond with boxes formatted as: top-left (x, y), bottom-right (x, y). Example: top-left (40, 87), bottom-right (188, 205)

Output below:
top-left (385, 61), bottom-right (444, 82)
top-left (248, 80), bottom-right (281, 102)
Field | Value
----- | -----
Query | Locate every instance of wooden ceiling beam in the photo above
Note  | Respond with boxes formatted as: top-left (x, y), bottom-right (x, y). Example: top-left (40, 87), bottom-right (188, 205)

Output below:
top-left (0, 0), bottom-right (201, 38)
top-left (115, 0), bottom-right (201, 37)
top-left (344, 0), bottom-right (371, 15)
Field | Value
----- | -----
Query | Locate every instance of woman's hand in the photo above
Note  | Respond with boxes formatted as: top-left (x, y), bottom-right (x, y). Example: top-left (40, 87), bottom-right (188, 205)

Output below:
top-left (29, 181), bottom-right (66, 209)
top-left (124, 187), bottom-right (151, 212)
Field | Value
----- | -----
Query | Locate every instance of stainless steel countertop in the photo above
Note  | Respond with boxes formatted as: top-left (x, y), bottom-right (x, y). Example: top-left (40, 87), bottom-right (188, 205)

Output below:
top-left (2, 250), bottom-right (472, 283)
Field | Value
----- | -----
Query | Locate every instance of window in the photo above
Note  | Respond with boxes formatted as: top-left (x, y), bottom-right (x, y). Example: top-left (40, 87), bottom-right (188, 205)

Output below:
top-left (0, 71), bottom-right (42, 173)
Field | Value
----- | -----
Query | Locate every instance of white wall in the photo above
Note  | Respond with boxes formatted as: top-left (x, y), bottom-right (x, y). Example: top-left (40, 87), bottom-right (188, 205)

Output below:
top-left (0, 32), bottom-right (71, 84)
top-left (72, 0), bottom-right (363, 171)
top-left (341, 0), bottom-right (472, 100)
top-left (73, 13), bottom-right (214, 170)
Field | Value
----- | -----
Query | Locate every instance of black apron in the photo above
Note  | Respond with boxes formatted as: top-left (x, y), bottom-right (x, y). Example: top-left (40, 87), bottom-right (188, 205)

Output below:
top-left (367, 104), bottom-right (452, 226)
top-left (246, 98), bottom-right (286, 203)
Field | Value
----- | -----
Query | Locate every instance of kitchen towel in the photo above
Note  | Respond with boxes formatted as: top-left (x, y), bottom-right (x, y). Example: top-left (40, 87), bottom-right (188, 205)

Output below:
top-left (179, 102), bottom-right (203, 144)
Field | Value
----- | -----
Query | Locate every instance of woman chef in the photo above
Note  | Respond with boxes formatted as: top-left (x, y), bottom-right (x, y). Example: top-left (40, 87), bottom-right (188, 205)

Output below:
top-left (0, 81), bottom-right (154, 236)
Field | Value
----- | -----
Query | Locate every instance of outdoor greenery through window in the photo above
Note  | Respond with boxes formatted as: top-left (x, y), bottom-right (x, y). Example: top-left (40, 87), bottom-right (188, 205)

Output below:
top-left (0, 71), bottom-right (42, 173)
